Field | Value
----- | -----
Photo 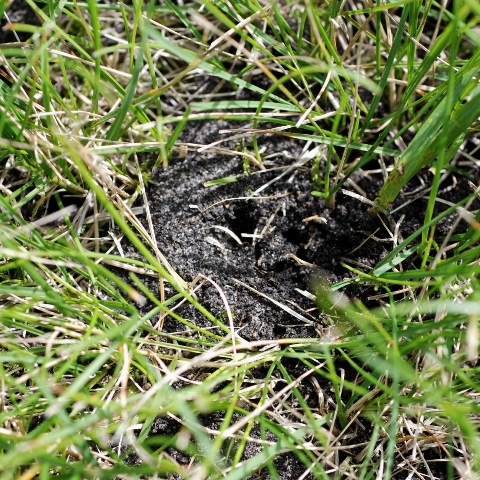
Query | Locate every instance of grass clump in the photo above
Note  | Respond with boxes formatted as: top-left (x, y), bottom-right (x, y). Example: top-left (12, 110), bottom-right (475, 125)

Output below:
top-left (0, 0), bottom-right (479, 479)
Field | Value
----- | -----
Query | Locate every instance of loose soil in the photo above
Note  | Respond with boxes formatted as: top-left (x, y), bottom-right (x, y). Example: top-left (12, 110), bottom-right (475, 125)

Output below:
top-left (140, 121), bottom-right (372, 341)
top-left (128, 119), bottom-right (474, 479)
top-left (137, 119), bottom-right (471, 339)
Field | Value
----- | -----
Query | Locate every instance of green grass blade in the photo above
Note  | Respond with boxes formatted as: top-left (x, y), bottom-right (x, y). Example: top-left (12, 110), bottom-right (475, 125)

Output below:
top-left (374, 53), bottom-right (480, 211)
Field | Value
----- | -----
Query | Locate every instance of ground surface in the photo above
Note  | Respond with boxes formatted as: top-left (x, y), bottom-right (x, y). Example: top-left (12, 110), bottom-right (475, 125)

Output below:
top-left (129, 119), bottom-right (473, 479)
top-left (138, 118), bottom-right (471, 340)
top-left (2, 1), bottom-right (478, 478)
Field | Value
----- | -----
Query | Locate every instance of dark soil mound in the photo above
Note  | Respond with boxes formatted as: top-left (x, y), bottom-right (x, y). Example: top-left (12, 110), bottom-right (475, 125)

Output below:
top-left (136, 118), bottom-right (474, 341)
top-left (139, 120), bottom-right (387, 340)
